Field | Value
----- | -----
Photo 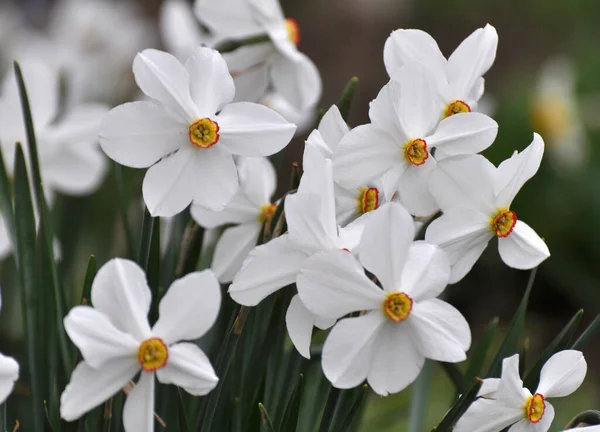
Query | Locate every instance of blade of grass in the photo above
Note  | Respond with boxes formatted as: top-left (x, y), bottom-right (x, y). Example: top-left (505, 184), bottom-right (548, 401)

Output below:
top-left (434, 378), bottom-right (483, 432)
top-left (279, 374), bottom-right (304, 431)
top-left (335, 77), bottom-right (359, 122)
top-left (440, 362), bottom-right (465, 394)
top-left (571, 313), bottom-right (600, 351)
top-left (564, 410), bottom-right (600, 428)
top-left (318, 387), bottom-right (341, 432)
top-left (113, 164), bottom-right (136, 259)
top-left (258, 403), bottom-right (276, 432)
top-left (0, 146), bottom-right (16, 258)
top-left (464, 317), bottom-right (499, 383)
top-left (408, 359), bottom-right (433, 432)
top-left (335, 385), bottom-right (369, 432)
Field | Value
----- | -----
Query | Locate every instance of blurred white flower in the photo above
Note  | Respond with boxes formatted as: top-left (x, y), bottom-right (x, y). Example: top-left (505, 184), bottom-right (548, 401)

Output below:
top-left (261, 91), bottom-right (316, 136)
top-left (333, 63), bottom-right (498, 216)
top-left (426, 134), bottom-right (550, 283)
top-left (191, 156), bottom-right (278, 283)
top-left (61, 258), bottom-right (220, 430)
top-left (0, 293), bottom-right (19, 405)
top-left (100, 47), bottom-right (295, 217)
top-left (296, 202), bottom-right (470, 396)
top-left (455, 351), bottom-right (587, 432)
top-left (384, 24), bottom-right (497, 118)
top-left (195, 0), bottom-right (322, 111)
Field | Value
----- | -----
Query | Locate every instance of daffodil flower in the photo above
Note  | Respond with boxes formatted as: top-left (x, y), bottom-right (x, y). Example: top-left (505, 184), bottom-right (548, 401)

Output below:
top-left (333, 63), bottom-right (498, 216)
top-left (0, 293), bottom-right (19, 405)
top-left (384, 24), bottom-right (498, 119)
top-left (60, 259), bottom-right (220, 431)
top-left (455, 351), bottom-right (587, 432)
top-left (191, 156), bottom-right (279, 283)
top-left (296, 202), bottom-right (470, 396)
top-left (425, 134), bottom-right (550, 283)
top-left (99, 47), bottom-right (296, 217)
top-left (195, 0), bottom-right (322, 110)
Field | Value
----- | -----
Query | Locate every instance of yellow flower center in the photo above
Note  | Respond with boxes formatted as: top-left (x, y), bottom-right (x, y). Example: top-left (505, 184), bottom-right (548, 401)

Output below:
top-left (530, 95), bottom-right (568, 143)
top-left (404, 138), bottom-right (429, 166)
top-left (490, 208), bottom-right (517, 238)
top-left (523, 393), bottom-right (545, 423)
top-left (383, 292), bottom-right (413, 322)
top-left (444, 100), bottom-right (471, 118)
top-left (189, 118), bottom-right (220, 148)
top-left (285, 18), bottom-right (301, 46)
top-left (138, 338), bottom-right (168, 372)
top-left (258, 203), bottom-right (277, 225)
top-left (357, 187), bottom-right (379, 214)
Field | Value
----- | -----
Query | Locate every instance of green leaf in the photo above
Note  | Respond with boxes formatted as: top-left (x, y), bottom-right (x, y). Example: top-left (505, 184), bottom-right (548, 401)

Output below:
top-left (523, 309), bottom-right (583, 390)
top-left (214, 34), bottom-right (271, 53)
top-left (335, 77), bottom-right (359, 122)
top-left (564, 410), bottom-right (600, 428)
top-left (0, 146), bottom-right (16, 259)
top-left (113, 164), bottom-right (136, 259)
top-left (464, 317), bottom-right (499, 383)
top-left (147, 218), bottom-right (161, 325)
top-left (318, 387), bottom-right (341, 432)
top-left (279, 375), bottom-right (304, 432)
top-left (333, 385), bottom-right (369, 432)
top-left (440, 362), bottom-right (465, 394)
top-left (486, 267), bottom-right (538, 378)
top-left (137, 206), bottom-right (155, 270)
top-left (408, 359), bottom-right (433, 432)
top-left (258, 403), bottom-right (276, 432)
top-left (434, 378), bottom-right (483, 432)
top-left (81, 255), bottom-right (97, 306)
top-left (174, 220), bottom-right (205, 278)
top-left (571, 313), bottom-right (600, 351)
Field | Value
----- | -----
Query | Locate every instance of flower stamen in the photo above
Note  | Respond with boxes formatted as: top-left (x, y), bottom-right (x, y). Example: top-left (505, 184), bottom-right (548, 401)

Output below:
top-left (357, 187), bottom-right (379, 214)
top-left (404, 139), bottom-right (429, 166)
top-left (444, 100), bottom-right (471, 118)
top-left (523, 393), bottom-right (545, 423)
top-left (189, 118), bottom-right (220, 148)
top-left (491, 209), bottom-right (517, 238)
top-left (138, 338), bottom-right (168, 372)
top-left (285, 18), bottom-right (301, 46)
top-left (383, 292), bottom-right (413, 322)
top-left (258, 203), bottom-right (277, 225)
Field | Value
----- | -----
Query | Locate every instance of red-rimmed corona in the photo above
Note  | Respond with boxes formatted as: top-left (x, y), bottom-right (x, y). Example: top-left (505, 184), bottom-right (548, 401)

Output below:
top-left (404, 138), bottom-right (429, 166)
top-left (357, 187), bottom-right (380, 214)
top-left (138, 338), bottom-right (169, 372)
top-left (524, 393), bottom-right (545, 423)
top-left (285, 18), bottom-right (301, 46)
top-left (444, 100), bottom-right (471, 118)
top-left (383, 292), bottom-right (413, 322)
top-left (189, 118), bottom-right (220, 149)
top-left (491, 209), bottom-right (517, 238)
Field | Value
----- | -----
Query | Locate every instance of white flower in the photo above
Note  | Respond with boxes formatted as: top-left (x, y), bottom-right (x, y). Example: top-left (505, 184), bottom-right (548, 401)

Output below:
top-left (384, 24), bottom-right (497, 118)
top-left (195, 0), bottom-right (322, 110)
top-left (333, 63), bottom-right (498, 216)
top-left (296, 202), bottom-right (470, 396)
top-left (191, 156), bottom-right (278, 283)
top-left (261, 91), bottom-right (317, 136)
top-left (228, 149), bottom-right (363, 358)
top-left (455, 351), bottom-right (587, 432)
top-left (0, 293), bottom-right (19, 405)
top-left (60, 258), bottom-right (220, 431)
top-left (425, 134), bottom-right (550, 283)
top-left (99, 47), bottom-right (296, 217)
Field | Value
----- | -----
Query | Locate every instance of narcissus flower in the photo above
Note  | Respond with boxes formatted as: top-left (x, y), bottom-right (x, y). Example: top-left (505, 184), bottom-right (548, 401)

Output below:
top-left (333, 64), bottom-right (498, 216)
top-left (425, 134), bottom-right (550, 283)
top-left (191, 156), bottom-right (278, 283)
top-left (100, 47), bottom-right (295, 217)
top-left (384, 24), bottom-right (497, 118)
top-left (296, 202), bottom-right (470, 396)
top-left (61, 259), bottom-right (220, 430)
top-left (455, 351), bottom-right (587, 432)
top-left (0, 293), bottom-right (19, 405)
top-left (195, 0), bottom-right (322, 110)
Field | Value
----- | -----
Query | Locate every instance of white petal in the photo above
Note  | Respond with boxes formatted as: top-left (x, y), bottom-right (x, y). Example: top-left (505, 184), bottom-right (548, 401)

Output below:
top-left (367, 323), bottom-right (424, 396)
top-left (333, 124), bottom-right (403, 189)
top-left (133, 49), bottom-right (198, 123)
top-left (99, 101), bottom-right (185, 168)
top-left (194, 0), bottom-right (263, 38)
top-left (494, 134), bottom-right (545, 208)
top-left (152, 270), bottom-right (221, 345)
top-left (305, 130), bottom-right (333, 160)
top-left (454, 398), bottom-right (524, 432)
top-left (64, 306), bottom-right (139, 368)
top-left (185, 47), bottom-right (235, 115)
top-left (400, 241), bottom-right (451, 302)
top-left (0, 216), bottom-right (12, 260)
top-left (156, 342), bottom-right (218, 396)
top-left (0, 354), bottom-right (18, 404)
top-left (286, 294), bottom-right (318, 359)
top-left (123, 372), bottom-right (155, 432)
top-left (190, 192), bottom-right (257, 229)
top-left (270, 51), bottom-right (322, 111)
top-left (368, 80), bottom-right (409, 140)
top-left (430, 154), bottom-right (497, 213)
top-left (211, 224), bottom-right (261, 283)
top-left (358, 202), bottom-right (414, 291)
top-left (337, 217), bottom-right (366, 251)
top-left (91, 258), bottom-right (152, 341)
top-left (159, 0), bottom-right (206, 60)
top-left (427, 112), bottom-right (498, 157)
top-left (232, 62), bottom-right (270, 103)
top-left (478, 377), bottom-right (501, 398)
top-left (496, 354), bottom-right (527, 406)
top-left (248, 0), bottom-right (285, 28)
top-left (296, 250), bottom-right (383, 320)
top-left (498, 220), bottom-right (550, 270)
top-left (447, 24), bottom-right (498, 100)
top-left (229, 234), bottom-right (309, 306)
top-left (408, 298), bottom-right (470, 362)
top-left (60, 358), bottom-right (139, 421)
top-left (225, 43), bottom-right (273, 73)
top-left (322, 312), bottom-right (385, 390)
top-left (192, 146), bottom-right (239, 212)
top-left (508, 403), bottom-right (554, 432)
top-left (318, 105), bottom-right (349, 151)
top-left (238, 156), bottom-right (276, 208)
top-left (217, 102), bottom-right (296, 156)
top-left (397, 160), bottom-right (439, 217)
top-left (285, 192), bottom-right (337, 251)
top-left (535, 350), bottom-right (587, 398)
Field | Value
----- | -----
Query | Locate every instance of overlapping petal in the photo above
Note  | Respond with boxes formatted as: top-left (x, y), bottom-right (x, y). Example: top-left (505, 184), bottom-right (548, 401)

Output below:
top-left (285, 193), bottom-right (337, 251)
top-left (318, 105), bottom-right (349, 151)
top-left (156, 343), bottom-right (218, 396)
top-left (195, 0), bottom-right (263, 38)
top-left (399, 242), bottom-right (451, 302)
top-left (396, 160), bottom-right (439, 217)
top-left (498, 220), bottom-right (550, 270)
top-left (396, 63), bottom-right (440, 138)
top-left (496, 354), bottom-right (527, 406)
top-left (123, 372), bottom-right (155, 432)
top-left (211, 223), bottom-right (261, 283)
top-left (427, 112), bottom-right (498, 157)
top-left (238, 156), bottom-right (276, 208)
top-left (368, 80), bottom-right (407, 140)
top-left (270, 51), bottom-right (321, 111)
top-left (191, 193), bottom-right (257, 229)
top-left (454, 398), bottom-right (524, 432)
top-left (285, 294), bottom-right (333, 359)
top-left (535, 350), bottom-right (586, 398)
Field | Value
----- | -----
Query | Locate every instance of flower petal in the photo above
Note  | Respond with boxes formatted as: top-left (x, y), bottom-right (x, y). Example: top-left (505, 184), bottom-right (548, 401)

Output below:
top-left (397, 159), bottom-right (439, 217)
top-left (454, 398), bottom-right (524, 432)
top-left (535, 350), bottom-right (587, 398)
top-left (286, 294), bottom-right (324, 359)
top-left (427, 112), bottom-right (498, 157)
top-left (400, 241), bottom-right (451, 302)
top-left (368, 80), bottom-right (408, 140)
top-left (91, 258), bottom-right (152, 341)
top-left (285, 192), bottom-right (337, 251)
top-left (217, 102), bottom-right (296, 156)
top-left (270, 51), bottom-right (322, 111)
top-left (156, 342), bottom-right (218, 396)
top-left (99, 101), bottom-right (185, 168)
top-left (318, 105), bottom-right (349, 152)
top-left (229, 234), bottom-right (309, 306)
top-left (133, 49), bottom-right (198, 123)
top-left (0, 354), bottom-right (18, 404)
top-left (64, 306), bottom-right (139, 368)
top-left (408, 298), bottom-right (470, 362)
top-left (496, 354), bottom-right (527, 406)
top-left (507, 403), bottom-right (554, 432)
top-left (194, 0), bottom-right (263, 39)
top-left (152, 270), bottom-right (221, 345)
top-left (185, 47), bottom-right (235, 116)
top-left (494, 133), bottom-right (544, 208)
top-left (123, 371), bottom-right (155, 432)
top-left (60, 358), bottom-right (139, 421)
top-left (322, 312), bottom-right (385, 390)
top-left (211, 224), bottom-right (261, 283)
top-left (159, 0), bottom-right (207, 60)
top-left (191, 192), bottom-right (257, 229)
top-left (232, 63), bottom-right (270, 103)
top-left (192, 146), bottom-right (239, 212)
top-left (238, 156), bottom-right (276, 208)
top-left (297, 249), bottom-right (384, 319)
top-left (498, 220), bottom-right (550, 270)
top-left (367, 323), bottom-right (424, 396)
top-left (478, 378), bottom-right (501, 398)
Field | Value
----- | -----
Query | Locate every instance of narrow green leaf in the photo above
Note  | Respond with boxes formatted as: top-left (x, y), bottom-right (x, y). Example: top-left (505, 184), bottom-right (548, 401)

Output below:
top-left (408, 359), bottom-right (433, 432)
top-left (519, 338), bottom-right (528, 377)
top-left (137, 206), bottom-right (155, 270)
top-left (214, 34), bottom-right (271, 53)
top-left (440, 362), bottom-right (465, 394)
top-left (335, 77), bottom-right (359, 122)
top-left (0, 146), bottom-right (16, 259)
top-left (565, 410), bottom-right (600, 428)
top-left (279, 375), bottom-right (304, 432)
top-left (289, 162), bottom-right (301, 191)
top-left (81, 255), bottom-right (97, 305)
top-left (258, 403), bottom-right (276, 432)
top-left (335, 385), bottom-right (369, 432)
top-left (465, 317), bottom-right (499, 383)
top-left (318, 387), bottom-right (341, 432)
top-left (486, 267), bottom-right (538, 378)
top-left (147, 218), bottom-right (161, 324)
top-left (571, 313), bottom-right (600, 351)
top-left (523, 309), bottom-right (583, 390)
top-left (174, 220), bottom-right (205, 278)
top-left (434, 378), bottom-right (483, 432)
top-left (113, 164), bottom-right (136, 259)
